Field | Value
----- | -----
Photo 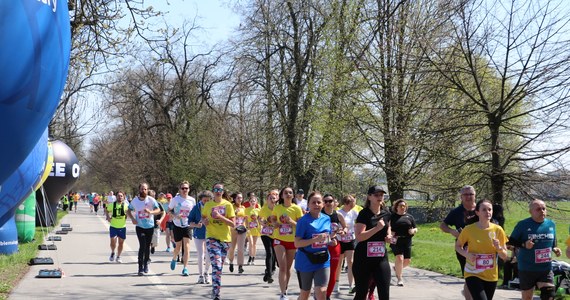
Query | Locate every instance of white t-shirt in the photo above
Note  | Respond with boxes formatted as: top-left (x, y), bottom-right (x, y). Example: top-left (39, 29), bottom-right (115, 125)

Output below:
top-left (168, 195), bottom-right (196, 228)
top-left (295, 198), bottom-right (307, 212)
top-left (107, 195), bottom-right (117, 204)
top-left (337, 208), bottom-right (359, 241)
top-left (128, 196), bottom-right (159, 229)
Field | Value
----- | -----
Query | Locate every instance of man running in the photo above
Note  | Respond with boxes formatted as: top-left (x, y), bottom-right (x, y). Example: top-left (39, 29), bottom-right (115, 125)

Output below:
top-left (105, 191), bottom-right (129, 263)
top-left (509, 199), bottom-right (562, 300)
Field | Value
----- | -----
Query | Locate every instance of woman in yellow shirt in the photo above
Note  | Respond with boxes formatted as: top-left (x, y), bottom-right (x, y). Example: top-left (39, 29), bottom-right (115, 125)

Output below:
top-left (456, 199), bottom-right (508, 300)
top-left (245, 196), bottom-right (261, 266)
top-left (270, 187), bottom-right (303, 300)
top-left (228, 192), bottom-right (247, 274)
top-left (259, 189), bottom-right (279, 283)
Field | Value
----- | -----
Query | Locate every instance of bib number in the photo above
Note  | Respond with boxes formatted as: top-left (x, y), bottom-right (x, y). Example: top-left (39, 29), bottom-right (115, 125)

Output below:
top-left (249, 221), bottom-right (258, 229)
top-left (279, 224), bottom-right (292, 235)
top-left (236, 216), bottom-right (245, 226)
top-left (535, 248), bottom-right (552, 263)
top-left (212, 206), bottom-right (226, 217)
top-left (475, 254), bottom-right (495, 270)
top-left (137, 211), bottom-right (149, 219)
top-left (311, 233), bottom-right (328, 248)
top-left (261, 226), bottom-right (274, 235)
top-left (367, 241), bottom-right (385, 257)
top-left (179, 209), bottom-right (190, 218)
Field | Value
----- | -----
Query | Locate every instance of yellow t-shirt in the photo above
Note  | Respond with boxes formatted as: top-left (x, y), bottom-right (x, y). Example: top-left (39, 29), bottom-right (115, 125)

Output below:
top-left (271, 203), bottom-right (303, 242)
top-left (337, 204), bottom-right (364, 213)
top-left (202, 199), bottom-right (235, 242)
top-left (245, 207), bottom-right (261, 237)
top-left (457, 223), bottom-right (508, 281)
top-left (234, 205), bottom-right (247, 227)
top-left (259, 205), bottom-right (275, 238)
top-left (106, 201), bottom-right (129, 228)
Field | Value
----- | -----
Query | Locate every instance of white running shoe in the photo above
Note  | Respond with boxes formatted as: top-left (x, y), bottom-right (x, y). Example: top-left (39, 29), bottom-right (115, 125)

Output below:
top-left (109, 253), bottom-right (115, 262)
top-left (397, 279), bottom-right (404, 286)
top-left (279, 294), bottom-right (288, 300)
top-left (197, 275), bottom-right (205, 284)
top-left (115, 256), bottom-right (122, 263)
top-left (204, 273), bottom-right (211, 284)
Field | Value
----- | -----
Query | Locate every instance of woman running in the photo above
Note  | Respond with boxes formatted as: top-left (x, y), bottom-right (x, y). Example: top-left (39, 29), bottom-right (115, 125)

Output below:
top-left (321, 194), bottom-right (346, 298)
top-left (228, 192), bottom-right (247, 274)
top-left (246, 196), bottom-right (261, 266)
top-left (389, 199), bottom-right (418, 286)
top-left (259, 189), bottom-right (279, 283)
top-left (336, 194), bottom-right (358, 294)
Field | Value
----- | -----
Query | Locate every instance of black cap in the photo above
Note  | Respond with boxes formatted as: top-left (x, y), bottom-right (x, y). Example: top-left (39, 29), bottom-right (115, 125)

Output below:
top-left (367, 185), bottom-right (387, 195)
top-left (296, 189), bottom-right (304, 194)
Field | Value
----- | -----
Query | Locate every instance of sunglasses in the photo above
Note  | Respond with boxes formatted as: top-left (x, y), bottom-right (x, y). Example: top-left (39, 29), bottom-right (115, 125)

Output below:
top-left (180, 187), bottom-right (189, 190)
top-left (213, 188), bottom-right (224, 192)
top-left (324, 200), bottom-right (334, 203)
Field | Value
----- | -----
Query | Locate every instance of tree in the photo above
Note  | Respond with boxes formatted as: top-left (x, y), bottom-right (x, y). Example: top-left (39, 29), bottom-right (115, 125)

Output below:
top-left (425, 0), bottom-right (570, 205)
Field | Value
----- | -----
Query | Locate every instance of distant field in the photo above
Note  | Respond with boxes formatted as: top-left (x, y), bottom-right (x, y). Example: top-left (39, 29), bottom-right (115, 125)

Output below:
top-left (398, 200), bottom-right (570, 298)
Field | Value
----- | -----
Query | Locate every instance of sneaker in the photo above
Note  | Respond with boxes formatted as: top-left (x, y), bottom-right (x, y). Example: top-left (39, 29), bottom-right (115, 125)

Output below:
top-left (182, 268), bottom-right (189, 276)
top-left (109, 253), bottom-right (115, 262)
top-left (170, 259), bottom-right (177, 270)
top-left (204, 273), bottom-right (211, 284)
top-left (138, 270), bottom-right (144, 276)
top-left (334, 283), bottom-right (340, 293)
top-left (166, 247), bottom-right (172, 252)
top-left (151, 247), bottom-right (155, 254)
top-left (267, 276), bottom-right (274, 283)
top-left (251, 257), bottom-right (255, 265)
top-left (348, 287), bottom-right (355, 294)
top-left (197, 275), bottom-right (205, 284)
top-left (280, 294), bottom-right (288, 300)
top-left (238, 265), bottom-right (244, 274)
top-left (397, 279), bottom-right (404, 286)
top-left (116, 256), bottom-right (122, 263)
top-left (263, 272), bottom-right (269, 282)
top-left (247, 256), bottom-right (252, 266)
top-left (143, 264), bottom-right (149, 273)
top-left (229, 263), bottom-right (234, 273)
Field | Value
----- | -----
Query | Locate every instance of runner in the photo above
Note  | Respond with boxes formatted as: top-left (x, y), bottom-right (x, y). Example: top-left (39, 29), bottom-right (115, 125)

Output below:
top-left (456, 199), bottom-right (508, 300)
top-left (440, 185), bottom-right (478, 300)
top-left (164, 193), bottom-right (174, 252)
top-left (321, 194), bottom-right (346, 297)
top-left (202, 183), bottom-right (236, 300)
top-left (294, 191), bottom-right (332, 300)
top-left (509, 199), bottom-right (562, 300)
top-left (246, 196), bottom-right (261, 266)
top-left (104, 191), bottom-right (129, 263)
top-left (228, 192), bottom-right (247, 274)
top-left (168, 181), bottom-right (196, 276)
top-left (126, 182), bottom-right (160, 275)
top-left (352, 185), bottom-right (392, 300)
top-left (336, 194), bottom-right (358, 294)
top-left (189, 190), bottom-right (213, 284)
top-left (259, 189), bottom-right (279, 283)
top-left (389, 199), bottom-right (418, 287)
top-left (271, 187), bottom-right (304, 300)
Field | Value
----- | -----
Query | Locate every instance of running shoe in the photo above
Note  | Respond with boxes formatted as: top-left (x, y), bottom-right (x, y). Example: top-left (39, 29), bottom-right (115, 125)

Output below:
top-left (166, 247), bottom-right (172, 252)
top-left (150, 247), bottom-right (155, 254)
top-left (238, 265), bottom-right (244, 274)
top-left (143, 264), bottom-right (149, 273)
top-left (334, 282), bottom-right (340, 293)
top-left (348, 287), bottom-right (355, 294)
top-left (170, 259), bottom-right (177, 270)
top-left (109, 253), bottom-right (115, 262)
top-left (197, 275), bottom-right (205, 284)
top-left (182, 268), bottom-right (189, 276)
top-left (115, 256), bottom-right (122, 263)
top-left (229, 263), bottom-right (234, 273)
top-left (138, 270), bottom-right (144, 276)
top-left (204, 273), bottom-right (211, 284)
top-left (279, 294), bottom-right (288, 300)
top-left (397, 279), bottom-right (404, 286)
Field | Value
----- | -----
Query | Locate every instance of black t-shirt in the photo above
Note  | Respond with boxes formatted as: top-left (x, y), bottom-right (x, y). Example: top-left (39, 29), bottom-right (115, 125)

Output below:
top-left (354, 207), bottom-right (391, 260)
top-left (390, 213), bottom-right (416, 238)
top-left (442, 205), bottom-right (476, 232)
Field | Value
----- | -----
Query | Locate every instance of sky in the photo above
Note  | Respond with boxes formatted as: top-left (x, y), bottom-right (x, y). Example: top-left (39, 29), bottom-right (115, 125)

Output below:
top-left (150, 0), bottom-right (240, 45)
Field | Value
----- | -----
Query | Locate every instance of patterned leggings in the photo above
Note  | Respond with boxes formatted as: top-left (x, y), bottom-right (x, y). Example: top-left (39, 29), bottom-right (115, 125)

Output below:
top-left (207, 238), bottom-right (229, 297)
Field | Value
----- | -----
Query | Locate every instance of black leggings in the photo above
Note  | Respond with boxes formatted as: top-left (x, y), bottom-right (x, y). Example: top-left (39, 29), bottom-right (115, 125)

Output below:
top-left (352, 257), bottom-right (391, 300)
top-left (261, 235), bottom-right (276, 274)
top-left (465, 276), bottom-right (497, 300)
top-left (135, 227), bottom-right (154, 269)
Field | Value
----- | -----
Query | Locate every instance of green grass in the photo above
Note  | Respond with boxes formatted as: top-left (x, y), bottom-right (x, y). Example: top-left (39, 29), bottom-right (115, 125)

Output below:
top-left (0, 211), bottom-right (66, 300)
top-left (404, 200), bottom-right (570, 299)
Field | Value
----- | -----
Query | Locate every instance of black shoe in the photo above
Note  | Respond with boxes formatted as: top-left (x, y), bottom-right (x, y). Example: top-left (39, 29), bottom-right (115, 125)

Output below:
top-left (238, 265), bottom-right (244, 274)
top-left (229, 263), bottom-right (234, 273)
top-left (138, 268), bottom-right (144, 276)
top-left (263, 272), bottom-right (269, 282)
top-left (267, 276), bottom-right (274, 283)
top-left (143, 264), bottom-right (149, 273)
top-left (150, 247), bottom-right (155, 254)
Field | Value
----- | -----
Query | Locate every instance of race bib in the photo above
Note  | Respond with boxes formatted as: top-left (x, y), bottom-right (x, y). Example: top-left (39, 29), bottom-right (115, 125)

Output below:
top-left (535, 248), bottom-right (552, 263)
top-left (312, 233), bottom-right (328, 249)
top-left (279, 224), bottom-right (293, 235)
top-left (475, 254), bottom-right (495, 270)
top-left (249, 221), bottom-right (258, 229)
top-left (236, 216), bottom-right (246, 226)
top-left (338, 233), bottom-right (354, 242)
top-left (212, 206), bottom-right (226, 217)
top-left (331, 222), bottom-right (340, 233)
top-left (137, 211), bottom-right (149, 219)
top-left (179, 209), bottom-right (190, 218)
top-left (367, 241), bottom-right (385, 257)
top-left (261, 226), bottom-right (274, 235)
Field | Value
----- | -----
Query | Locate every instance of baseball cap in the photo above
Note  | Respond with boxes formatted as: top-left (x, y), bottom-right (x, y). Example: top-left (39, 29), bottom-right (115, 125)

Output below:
top-left (296, 189), bottom-right (304, 194)
top-left (367, 185), bottom-right (387, 195)
top-left (165, 193), bottom-right (173, 199)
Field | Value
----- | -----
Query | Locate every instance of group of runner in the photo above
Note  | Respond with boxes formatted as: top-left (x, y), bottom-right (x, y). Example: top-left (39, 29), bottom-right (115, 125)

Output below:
top-left (441, 185), bottom-right (570, 300)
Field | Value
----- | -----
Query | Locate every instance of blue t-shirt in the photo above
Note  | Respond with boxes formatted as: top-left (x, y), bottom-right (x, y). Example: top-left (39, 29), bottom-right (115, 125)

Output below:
top-left (510, 217), bottom-right (557, 272)
top-left (443, 205), bottom-right (477, 231)
top-left (188, 202), bottom-right (206, 239)
top-left (294, 213), bottom-right (331, 272)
